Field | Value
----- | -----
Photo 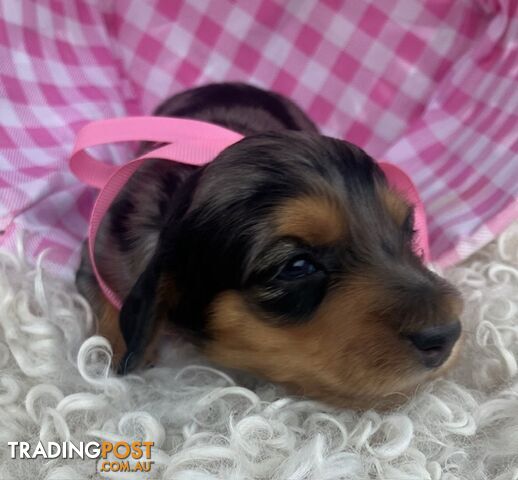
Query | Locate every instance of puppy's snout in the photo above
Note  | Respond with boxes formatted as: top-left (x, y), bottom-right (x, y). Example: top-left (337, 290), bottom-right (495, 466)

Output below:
top-left (405, 321), bottom-right (461, 368)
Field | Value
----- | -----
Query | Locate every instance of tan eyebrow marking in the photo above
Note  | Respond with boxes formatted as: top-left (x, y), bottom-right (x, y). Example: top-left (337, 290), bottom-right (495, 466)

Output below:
top-left (273, 194), bottom-right (346, 245)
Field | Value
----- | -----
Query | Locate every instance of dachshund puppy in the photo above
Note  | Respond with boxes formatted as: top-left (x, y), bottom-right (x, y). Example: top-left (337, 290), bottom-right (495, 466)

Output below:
top-left (76, 83), bottom-right (463, 409)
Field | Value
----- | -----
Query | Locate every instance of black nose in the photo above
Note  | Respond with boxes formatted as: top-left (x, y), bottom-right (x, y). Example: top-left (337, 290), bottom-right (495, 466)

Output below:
top-left (405, 321), bottom-right (462, 368)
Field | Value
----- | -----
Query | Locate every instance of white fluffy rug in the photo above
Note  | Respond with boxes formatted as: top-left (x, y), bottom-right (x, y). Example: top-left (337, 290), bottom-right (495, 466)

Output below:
top-left (1, 224), bottom-right (518, 480)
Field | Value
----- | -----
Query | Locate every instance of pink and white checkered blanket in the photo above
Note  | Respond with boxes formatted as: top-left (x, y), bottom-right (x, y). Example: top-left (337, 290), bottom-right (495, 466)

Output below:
top-left (1, 0), bottom-right (517, 280)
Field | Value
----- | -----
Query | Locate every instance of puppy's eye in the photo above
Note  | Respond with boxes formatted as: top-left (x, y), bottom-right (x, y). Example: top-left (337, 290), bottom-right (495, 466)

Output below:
top-left (277, 255), bottom-right (318, 280)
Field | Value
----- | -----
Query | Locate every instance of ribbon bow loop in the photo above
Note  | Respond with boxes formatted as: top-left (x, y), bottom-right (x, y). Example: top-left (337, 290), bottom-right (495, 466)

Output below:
top-left (70, 117), bottom-right (430, 310)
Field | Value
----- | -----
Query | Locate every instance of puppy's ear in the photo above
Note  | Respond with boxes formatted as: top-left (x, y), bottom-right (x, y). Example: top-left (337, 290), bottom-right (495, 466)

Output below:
top-left (117, 254), bottom-right (169, 374)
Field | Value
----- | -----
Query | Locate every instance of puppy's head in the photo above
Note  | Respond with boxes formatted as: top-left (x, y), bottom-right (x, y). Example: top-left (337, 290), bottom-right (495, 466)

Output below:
top-left (120, 131), bottom-right (462, 409)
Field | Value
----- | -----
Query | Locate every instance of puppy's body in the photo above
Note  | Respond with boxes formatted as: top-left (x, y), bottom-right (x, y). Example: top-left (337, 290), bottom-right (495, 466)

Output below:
top-left (77, 83), bottom-right (462, 409)
top-left (77, 83), bottom-right (319, 360)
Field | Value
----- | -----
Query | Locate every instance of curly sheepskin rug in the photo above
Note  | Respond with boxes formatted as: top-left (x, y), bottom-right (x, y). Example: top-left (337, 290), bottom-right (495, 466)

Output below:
top-left (1, 223), bottom-right (518, 480)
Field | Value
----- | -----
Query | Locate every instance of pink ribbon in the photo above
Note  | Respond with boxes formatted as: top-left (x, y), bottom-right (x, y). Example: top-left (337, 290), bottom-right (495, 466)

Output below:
top-left (70, 117), bottom-right (430, 310)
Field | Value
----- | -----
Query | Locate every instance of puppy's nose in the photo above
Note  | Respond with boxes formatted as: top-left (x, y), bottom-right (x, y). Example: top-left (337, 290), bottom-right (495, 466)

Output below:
top-left (405, 321), bottom-right (461, 368)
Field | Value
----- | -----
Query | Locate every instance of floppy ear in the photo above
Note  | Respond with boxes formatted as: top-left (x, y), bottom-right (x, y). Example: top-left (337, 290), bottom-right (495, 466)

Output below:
top-left (117, 253), bottom-right (167, 374)
top-left (116, 167), bottom-right (202, 374)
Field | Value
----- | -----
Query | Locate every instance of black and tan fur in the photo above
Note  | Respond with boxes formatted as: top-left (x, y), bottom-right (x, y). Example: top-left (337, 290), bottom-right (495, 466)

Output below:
top-left (76, 83), bottom-right (462, 409)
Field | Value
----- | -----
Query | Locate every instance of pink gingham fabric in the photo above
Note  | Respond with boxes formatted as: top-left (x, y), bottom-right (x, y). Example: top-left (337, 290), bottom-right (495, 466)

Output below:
top-left (1, 0), bottom-right (517, 281)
